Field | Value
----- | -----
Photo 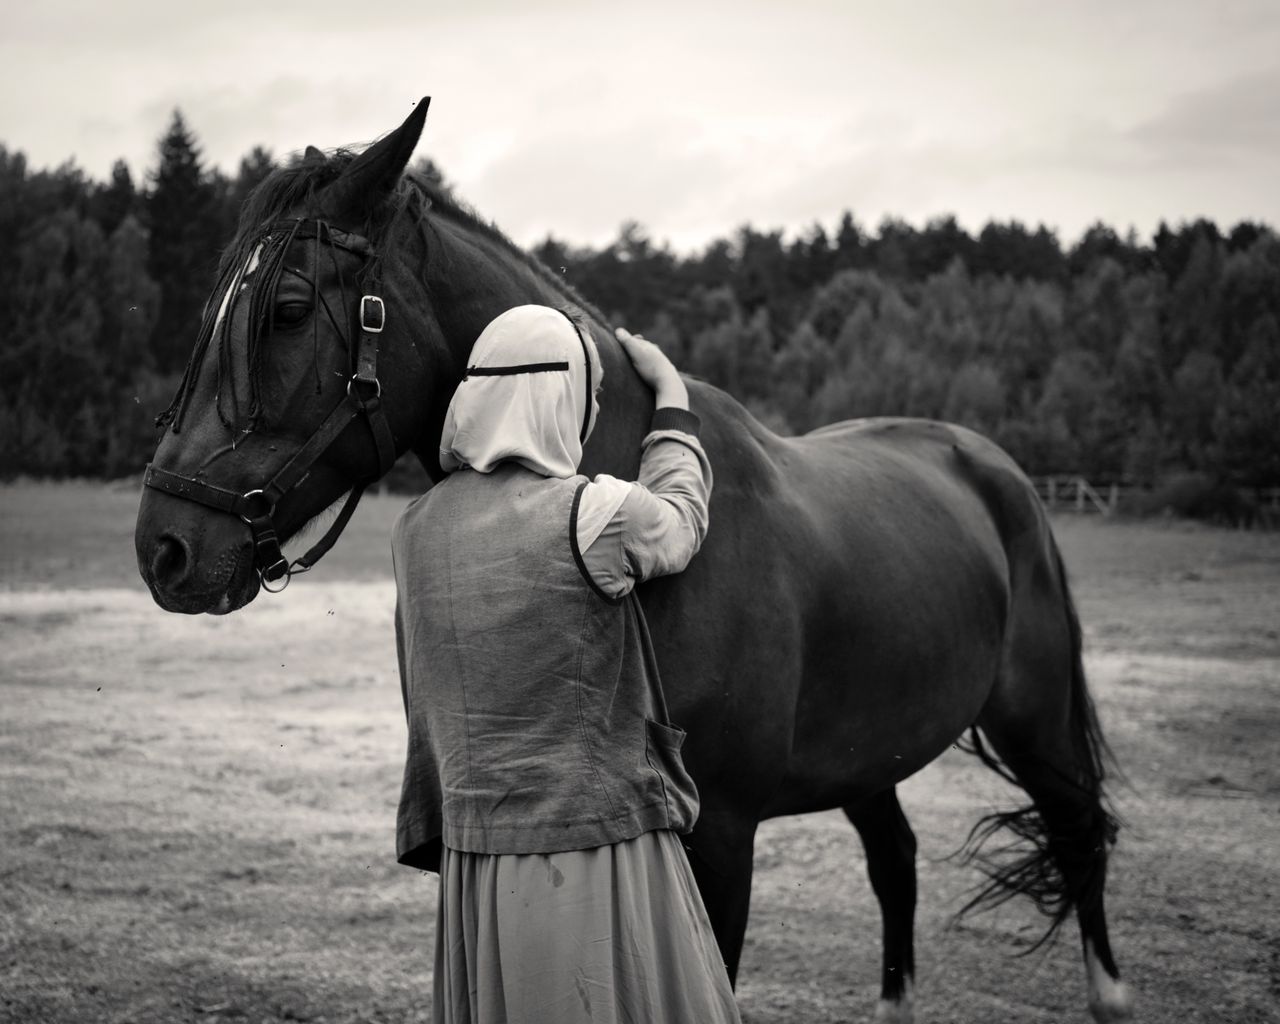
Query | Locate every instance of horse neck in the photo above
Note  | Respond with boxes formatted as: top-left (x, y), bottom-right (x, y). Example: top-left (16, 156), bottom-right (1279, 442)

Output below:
top-left (419, 215), bottom-right (655, 479)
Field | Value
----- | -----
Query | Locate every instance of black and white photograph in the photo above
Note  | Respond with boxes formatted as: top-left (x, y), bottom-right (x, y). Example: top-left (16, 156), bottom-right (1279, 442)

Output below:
top-left (2, 2), bottom-right (1277, 1022)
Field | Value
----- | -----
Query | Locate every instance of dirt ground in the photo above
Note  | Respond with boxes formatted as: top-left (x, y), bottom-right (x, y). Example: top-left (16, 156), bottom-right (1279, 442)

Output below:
top-left (1, 481), bottom-right (1277, 1023)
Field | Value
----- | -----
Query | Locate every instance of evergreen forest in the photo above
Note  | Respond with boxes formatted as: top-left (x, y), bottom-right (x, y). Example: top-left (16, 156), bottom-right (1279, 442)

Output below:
top-left (2, 112), bottom-right (1277, 514)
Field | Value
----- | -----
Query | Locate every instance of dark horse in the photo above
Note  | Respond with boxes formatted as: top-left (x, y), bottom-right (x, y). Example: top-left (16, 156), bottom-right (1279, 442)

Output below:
top-left (135, 100), bottom-right (1133, 1023)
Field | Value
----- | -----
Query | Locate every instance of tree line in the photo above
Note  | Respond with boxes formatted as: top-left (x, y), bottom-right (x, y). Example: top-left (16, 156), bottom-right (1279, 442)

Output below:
top-left (538, 217), bottom-right (1278, 495)
top-left (2, 111), bottom-right (1277, 505)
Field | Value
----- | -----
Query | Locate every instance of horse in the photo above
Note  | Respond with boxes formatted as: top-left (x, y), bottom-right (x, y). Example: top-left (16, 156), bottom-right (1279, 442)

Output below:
top-left (134, 99), bottom-right (1134, 1023)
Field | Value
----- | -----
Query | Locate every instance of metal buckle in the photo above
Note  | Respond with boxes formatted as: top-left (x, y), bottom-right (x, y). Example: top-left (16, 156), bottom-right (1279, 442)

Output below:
top-left (239, 489), bottom-right (273, 523)
top-left (360, 295), bottom-right (385, 334)
top-left (347, 376), bottom-right (382, 398)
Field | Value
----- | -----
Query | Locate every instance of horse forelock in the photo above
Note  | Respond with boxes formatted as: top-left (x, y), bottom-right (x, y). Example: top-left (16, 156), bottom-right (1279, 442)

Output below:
top-left (159, 151), bottom-right (377, 436)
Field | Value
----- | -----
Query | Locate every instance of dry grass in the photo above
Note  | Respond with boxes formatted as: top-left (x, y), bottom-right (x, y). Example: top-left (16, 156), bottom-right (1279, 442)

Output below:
top-left (2, 482), bottom-right (1278, 1023)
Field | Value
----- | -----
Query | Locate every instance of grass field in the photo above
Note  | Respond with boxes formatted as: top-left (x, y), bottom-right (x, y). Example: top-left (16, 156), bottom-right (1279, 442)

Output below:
top-left (2, 481), bottom-right (1278, 1023)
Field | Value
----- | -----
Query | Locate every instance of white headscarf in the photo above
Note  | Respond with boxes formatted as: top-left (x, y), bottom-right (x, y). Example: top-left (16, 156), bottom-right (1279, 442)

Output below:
top-left (439, 305), bottom-right (602, 479)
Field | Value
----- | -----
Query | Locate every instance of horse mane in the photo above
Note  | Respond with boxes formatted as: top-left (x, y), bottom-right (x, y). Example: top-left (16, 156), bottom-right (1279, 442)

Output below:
top-left (159, 144), bottom-right (606, 435)
top-left (398, 168), bottom-right (609, 328)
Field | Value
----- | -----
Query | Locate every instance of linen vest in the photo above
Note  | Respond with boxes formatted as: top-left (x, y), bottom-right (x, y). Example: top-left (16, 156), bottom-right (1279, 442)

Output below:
top-left (392, 463), bottom-right (699, 867)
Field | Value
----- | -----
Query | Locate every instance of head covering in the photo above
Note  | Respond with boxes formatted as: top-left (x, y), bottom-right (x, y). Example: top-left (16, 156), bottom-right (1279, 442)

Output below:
top-left (439, 304), bottom-right (602, 478)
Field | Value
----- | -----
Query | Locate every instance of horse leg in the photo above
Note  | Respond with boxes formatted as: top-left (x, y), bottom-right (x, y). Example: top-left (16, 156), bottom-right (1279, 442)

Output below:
top-left (684, 817), bottom-right (758, 986)
top-left (846, 787), bottom-right (917, 1024)
top-left (968, 543), bottom-right (1134, 1022)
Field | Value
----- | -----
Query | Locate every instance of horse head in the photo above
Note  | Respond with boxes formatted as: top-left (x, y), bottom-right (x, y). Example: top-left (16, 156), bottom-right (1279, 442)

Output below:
top-left (135, 99), bottom-right (457, 614)
top-left (137, 98), bottom-right (656, 614)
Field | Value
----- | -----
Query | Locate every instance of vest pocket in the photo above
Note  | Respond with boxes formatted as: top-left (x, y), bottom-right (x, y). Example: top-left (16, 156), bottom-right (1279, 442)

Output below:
top-left (644, 719), bottom-right (700, 831)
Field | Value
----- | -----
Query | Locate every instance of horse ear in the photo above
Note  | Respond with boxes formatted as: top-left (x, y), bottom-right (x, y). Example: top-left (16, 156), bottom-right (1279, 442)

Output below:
top-left (325, 97), bottom-right (431, 221)
top-left (303, 145), bottom-right (326, 164)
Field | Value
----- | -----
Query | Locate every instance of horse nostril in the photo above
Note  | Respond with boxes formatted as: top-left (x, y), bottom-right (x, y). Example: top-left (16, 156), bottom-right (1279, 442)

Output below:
top-left (151, 533), bottom-right (191, 588)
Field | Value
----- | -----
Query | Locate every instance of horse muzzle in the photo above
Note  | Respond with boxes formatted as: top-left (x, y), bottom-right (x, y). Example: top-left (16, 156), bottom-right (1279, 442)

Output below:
top-left (136, 489), bottom-right (261, 614)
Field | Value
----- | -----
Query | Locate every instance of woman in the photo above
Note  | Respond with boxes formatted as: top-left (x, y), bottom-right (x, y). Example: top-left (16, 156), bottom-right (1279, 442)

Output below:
top-left (392, 304), bottom-right (740, 1024)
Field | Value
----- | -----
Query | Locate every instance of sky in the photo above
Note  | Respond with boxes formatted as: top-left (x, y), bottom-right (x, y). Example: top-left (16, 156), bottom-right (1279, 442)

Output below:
top-left (4, 0), bottom-right (1279, 252)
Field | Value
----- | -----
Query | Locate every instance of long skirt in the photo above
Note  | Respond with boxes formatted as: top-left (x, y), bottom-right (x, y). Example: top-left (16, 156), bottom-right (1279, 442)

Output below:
top-left (433, 829), bottom-right (742, 1024)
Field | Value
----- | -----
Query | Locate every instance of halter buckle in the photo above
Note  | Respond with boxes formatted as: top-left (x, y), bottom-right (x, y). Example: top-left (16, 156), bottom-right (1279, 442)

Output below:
top-left (348, 375), bottom-right (382, 399)
top-left (239, 489), bottom-right (273, 523)
top-left (360, 295), bottom-right (385, 334)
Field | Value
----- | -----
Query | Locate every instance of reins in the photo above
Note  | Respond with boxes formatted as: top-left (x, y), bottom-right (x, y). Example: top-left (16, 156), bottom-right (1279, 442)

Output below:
top-left (144, 218), bottom-right (397, 591)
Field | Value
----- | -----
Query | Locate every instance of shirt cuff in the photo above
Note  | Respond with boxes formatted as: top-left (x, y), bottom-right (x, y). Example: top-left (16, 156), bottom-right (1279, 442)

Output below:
top-left (649, 406), bottom-right (701, 438)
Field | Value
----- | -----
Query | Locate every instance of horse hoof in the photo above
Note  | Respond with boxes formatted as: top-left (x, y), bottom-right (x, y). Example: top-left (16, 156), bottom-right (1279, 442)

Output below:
top-left (873, 993), bottom-right (914, 1024)
top-left (1088, 979), bottom-right (1135, 1022)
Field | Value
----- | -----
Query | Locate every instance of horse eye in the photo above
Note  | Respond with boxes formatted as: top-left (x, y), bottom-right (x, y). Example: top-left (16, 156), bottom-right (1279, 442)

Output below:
top-left (273, 301), bottom-right (312, 328)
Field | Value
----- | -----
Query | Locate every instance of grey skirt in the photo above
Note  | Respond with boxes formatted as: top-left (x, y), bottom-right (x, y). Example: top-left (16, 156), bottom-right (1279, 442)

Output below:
top-left (433, 829), bottom-right (742, 1024)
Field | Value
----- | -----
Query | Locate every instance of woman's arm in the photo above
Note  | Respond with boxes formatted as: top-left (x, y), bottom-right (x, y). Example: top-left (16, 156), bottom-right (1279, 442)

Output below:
top-left (574, 331), bottom-right (712, 598)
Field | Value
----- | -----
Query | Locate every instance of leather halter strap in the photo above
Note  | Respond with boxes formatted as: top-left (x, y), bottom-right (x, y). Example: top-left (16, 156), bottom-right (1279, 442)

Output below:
top-left (144, 222), bottom-right (396, 591)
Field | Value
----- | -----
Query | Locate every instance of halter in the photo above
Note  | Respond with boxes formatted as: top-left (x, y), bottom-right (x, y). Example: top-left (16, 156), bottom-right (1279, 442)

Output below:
top-left (144, 220), bottom-right (397, 592)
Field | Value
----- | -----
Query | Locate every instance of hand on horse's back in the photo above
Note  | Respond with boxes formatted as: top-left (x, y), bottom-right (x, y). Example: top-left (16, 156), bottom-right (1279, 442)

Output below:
top-left (616, 327), bottom-right (687, 409)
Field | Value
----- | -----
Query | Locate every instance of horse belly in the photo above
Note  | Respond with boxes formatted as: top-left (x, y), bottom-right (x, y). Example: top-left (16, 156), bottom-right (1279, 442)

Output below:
top-left (764, 454), bottom-right (1010, 817)
top-left (769, 631), bottom-right (999, 816)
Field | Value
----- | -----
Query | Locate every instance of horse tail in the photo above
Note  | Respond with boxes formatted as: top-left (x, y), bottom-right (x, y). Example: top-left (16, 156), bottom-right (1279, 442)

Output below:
top-left (1049, 535), bottom-right (1121, 796)
top-left (954, 513), bottom-right (1121, 951)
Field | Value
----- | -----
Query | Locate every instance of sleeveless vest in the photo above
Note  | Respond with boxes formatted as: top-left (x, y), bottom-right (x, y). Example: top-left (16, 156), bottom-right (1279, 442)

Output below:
top-left (392, 463), bottom-right (699, 867)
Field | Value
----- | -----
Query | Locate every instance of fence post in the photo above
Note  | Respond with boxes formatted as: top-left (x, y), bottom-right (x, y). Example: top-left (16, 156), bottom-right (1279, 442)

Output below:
top-left (1076, 477), bottom-right (1085, 512)
top-left (1048, 477), bottom-right (1057, 508)
top-left (1109, 483), bottom-right (1119, 514)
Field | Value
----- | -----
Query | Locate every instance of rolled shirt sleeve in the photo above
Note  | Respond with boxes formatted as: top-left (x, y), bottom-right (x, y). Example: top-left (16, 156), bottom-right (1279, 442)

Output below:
top-left (575, 409), bottom-right (712, 599)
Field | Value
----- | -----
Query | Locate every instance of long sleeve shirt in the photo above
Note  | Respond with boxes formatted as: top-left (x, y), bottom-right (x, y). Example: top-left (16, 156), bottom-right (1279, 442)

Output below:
top-left (573, 412), bottom-right (713, 599)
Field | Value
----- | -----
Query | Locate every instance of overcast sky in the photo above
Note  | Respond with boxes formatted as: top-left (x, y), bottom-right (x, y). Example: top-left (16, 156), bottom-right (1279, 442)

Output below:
top-left (4, 0), bottom-right (1279, 251)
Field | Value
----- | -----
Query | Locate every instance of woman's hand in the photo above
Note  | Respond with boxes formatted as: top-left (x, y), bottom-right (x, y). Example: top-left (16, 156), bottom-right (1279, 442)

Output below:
top-left (616, 328), bottom-right (689, 410)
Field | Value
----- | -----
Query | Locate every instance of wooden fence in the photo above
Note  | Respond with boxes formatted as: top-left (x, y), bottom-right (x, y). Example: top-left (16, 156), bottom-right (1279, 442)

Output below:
top-left (1033, 476), bottom-right (1280, 523)
top-left (1034, 476), bottom-right (1128, 515)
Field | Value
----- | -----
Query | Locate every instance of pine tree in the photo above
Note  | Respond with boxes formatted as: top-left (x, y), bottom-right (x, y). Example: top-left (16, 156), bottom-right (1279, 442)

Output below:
top-left (102, 215), bottom-right (160, 379)
top-left (2, 211), bottom-right (109, 473)
top-left (92, 159), bottom-right (138, 236)
top-left (1214, 314), bottom-right (1280, 485)
top-left (146, 109), bottom-right (221, 374)
top-left (833, 212), bottom-right (863, 270)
